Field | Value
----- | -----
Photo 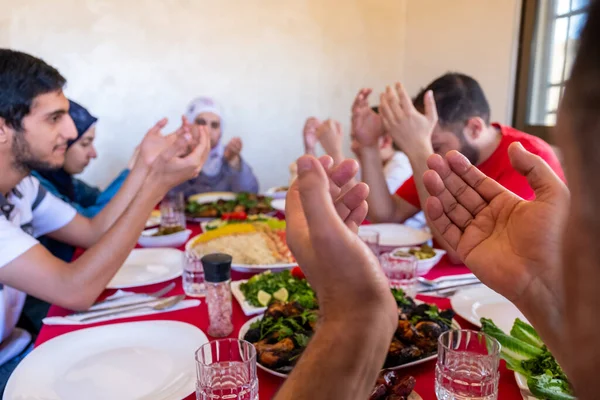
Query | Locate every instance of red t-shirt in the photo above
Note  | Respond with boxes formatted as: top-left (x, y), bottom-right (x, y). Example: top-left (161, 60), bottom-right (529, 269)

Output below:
top-left (395, 124), bottom-right (565, 208)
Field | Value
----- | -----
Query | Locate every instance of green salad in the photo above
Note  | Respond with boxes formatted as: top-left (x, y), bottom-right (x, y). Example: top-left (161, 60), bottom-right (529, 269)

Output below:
top-left (481, 318), bottom-right (575, 400)
top-left (239, 270), bottom-right (317, 309)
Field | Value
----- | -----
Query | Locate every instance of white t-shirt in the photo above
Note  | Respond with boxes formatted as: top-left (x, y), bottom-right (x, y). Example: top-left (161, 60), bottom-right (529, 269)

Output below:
top-left (383, 151), bottom-right (413, 193)
top-left (0, 176), bottom-right (76, 362)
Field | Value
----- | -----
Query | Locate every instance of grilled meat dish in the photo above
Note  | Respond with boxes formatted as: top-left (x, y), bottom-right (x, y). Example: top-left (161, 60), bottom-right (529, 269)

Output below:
top-left (369, 370), bottom-right (416, 400)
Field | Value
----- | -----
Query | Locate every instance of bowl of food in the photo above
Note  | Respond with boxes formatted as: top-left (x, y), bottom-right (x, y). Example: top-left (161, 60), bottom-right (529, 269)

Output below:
top-left (138, 226), bottom-right (192, 248)
top-left (390, 244), bottom-right (446, 276)
top-left (265, 186), bottom-right (288, 200)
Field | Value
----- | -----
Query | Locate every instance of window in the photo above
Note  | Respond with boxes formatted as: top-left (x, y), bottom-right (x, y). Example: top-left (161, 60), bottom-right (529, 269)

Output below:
top-left (513, 0), bottom-right (590, 141)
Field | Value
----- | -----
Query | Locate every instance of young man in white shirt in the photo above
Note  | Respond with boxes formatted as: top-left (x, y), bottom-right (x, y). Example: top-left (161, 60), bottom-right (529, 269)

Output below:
top-left (0, 49), bottom-right (210, 389)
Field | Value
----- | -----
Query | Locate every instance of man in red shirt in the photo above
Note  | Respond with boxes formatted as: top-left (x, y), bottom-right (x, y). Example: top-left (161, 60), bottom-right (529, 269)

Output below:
top-left (352, 73), bottom-right (564, 263)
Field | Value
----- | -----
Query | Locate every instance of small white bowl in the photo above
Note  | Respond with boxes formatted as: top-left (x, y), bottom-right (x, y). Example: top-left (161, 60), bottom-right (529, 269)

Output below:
top-left (390, 246), bottom-right (446, 276)
top-left (265, 186), bottom-right (288, 200)
top-left (138, 228), bottom-right (192, 248)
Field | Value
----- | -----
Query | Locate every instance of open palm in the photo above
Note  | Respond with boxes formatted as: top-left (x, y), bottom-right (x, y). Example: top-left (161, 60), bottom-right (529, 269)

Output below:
top-left (423, 143), bottom-right (568, 304)
top-left (351, 88), bottom-right (383, 147)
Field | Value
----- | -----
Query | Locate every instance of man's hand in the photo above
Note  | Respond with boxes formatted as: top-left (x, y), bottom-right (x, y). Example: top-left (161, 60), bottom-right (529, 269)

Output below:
top-left (423, 142), bottom-right (569, 365)
top-left (303, 117), bottom-right (321, 155)
top-left (224, 137), bottom-right (243, 170)
top-left (351, 88), bottom-right (383, 149)
top-left (286, 155), bottom-right (397, 321)
top-left (316, 120), bottom-right (344, 165)
top-left (380, 84), bottom-right (436, 155)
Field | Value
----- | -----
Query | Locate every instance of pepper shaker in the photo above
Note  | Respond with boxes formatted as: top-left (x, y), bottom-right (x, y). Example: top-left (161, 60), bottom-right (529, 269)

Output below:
top-left (202, 253), bottom-right (233, 338)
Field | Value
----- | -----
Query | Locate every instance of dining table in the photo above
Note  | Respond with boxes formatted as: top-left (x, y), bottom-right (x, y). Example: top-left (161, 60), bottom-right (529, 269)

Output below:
top-left (35, 220), bottom-right (524, 400)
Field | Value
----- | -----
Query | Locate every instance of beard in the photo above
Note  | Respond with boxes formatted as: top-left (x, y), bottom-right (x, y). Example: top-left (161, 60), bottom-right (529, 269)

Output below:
top-left (458, 133), bottom-right (480, 165)
top-left (11, 132), bottom-right (61, 173)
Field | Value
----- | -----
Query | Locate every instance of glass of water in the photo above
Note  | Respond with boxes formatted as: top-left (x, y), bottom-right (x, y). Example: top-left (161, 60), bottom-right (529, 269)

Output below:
top-left (160, 190), bottom-right (186, 230)
top-left (183, 250), bottom-right (205, 297)
top-left (379, 252), bottom-right (417, 296)
top-left (435, 329), bottom-right (500, 400)
top-left (359, 229), bottom-right (380, 256)
top-left (196, 339), bottom-right (258, 400)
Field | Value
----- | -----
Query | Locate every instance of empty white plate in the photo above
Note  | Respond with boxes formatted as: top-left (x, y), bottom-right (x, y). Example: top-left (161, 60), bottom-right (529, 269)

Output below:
top-left (107, 248), bottom-right (183, 289)
top-left (450, 285), bottom-right (528, 332)
top-left (4, 320), bottom-right (208, 400)
top-left (359, 223), bottom-right (432, 248)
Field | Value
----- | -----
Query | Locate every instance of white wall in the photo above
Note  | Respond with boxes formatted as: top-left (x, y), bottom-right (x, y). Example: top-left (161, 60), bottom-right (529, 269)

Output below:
top-left (403, 0), bottom-right (522, 124)
top-left (0, 0), bottom-right (522, 190)
top-left (0, 0), bottom-right (406, 189)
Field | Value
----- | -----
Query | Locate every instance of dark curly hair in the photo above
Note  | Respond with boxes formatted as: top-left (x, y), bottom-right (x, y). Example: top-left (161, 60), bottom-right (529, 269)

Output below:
top-left (0, 49), bottom-right (66, 131)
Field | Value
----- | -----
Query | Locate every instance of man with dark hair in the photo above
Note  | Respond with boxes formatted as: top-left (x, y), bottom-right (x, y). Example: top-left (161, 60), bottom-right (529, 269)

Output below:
top-left (351, 73), bottom-right (564, 262)
top-left (0, 49), bottom-right (210, 388)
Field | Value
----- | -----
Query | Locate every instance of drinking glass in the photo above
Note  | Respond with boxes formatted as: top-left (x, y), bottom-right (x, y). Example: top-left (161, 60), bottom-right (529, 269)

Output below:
top-left (359, 230), bottom-right (380, 256)
top-left (435, 329), bottom-right (501, 400)
top-left (379, 252), bottom-right (417, 296)
top-left (160, 191), bottom-right (186, 230)
top-left (183, 250), bottom-right (205, 297)
top-left (196, 339), bottom-right (258, 400)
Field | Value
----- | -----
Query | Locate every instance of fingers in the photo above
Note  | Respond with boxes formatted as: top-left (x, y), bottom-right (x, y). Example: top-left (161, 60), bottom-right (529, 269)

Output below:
top-left (384, 86), bottom-right (404, 119)
top-left (394, 83), bottom-right (414, 113)
top-left (423, 90), bottom-right (438, 123)
top-left (425, 196), bottom-right (463, 250)
top-left (379, 94), bottom-right (393, 131)
top-left (426, 154), bottom-right (488, 219)
top-left (335, 183), bottom-right (369, 231)
top-left (422, 168), bottom-right (476, 230)
top-left (146, 118), bottom-right (168, 137)
top-left (507, 142), bottom-right (566, 203)
top-left (352, 88), bottom-right (372, 110)
top-left (291, 156), bottom-right (342, 237)
top-left (444, 151), bottom-right (507, 202)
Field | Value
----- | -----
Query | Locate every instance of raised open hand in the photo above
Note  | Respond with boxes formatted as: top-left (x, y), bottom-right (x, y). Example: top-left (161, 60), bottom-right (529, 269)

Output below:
top-left (423, 142), bottom-right (569, 304)
top-left (286, 155), bottom-right (396, 321)
top-left (351, 88), bottom-right (383, 148)
top-left (302, 117), bottom-right (321, 155)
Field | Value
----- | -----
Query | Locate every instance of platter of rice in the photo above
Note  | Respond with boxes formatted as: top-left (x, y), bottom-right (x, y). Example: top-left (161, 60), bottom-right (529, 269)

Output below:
top-left (186, 219), bottom-right (297, 272)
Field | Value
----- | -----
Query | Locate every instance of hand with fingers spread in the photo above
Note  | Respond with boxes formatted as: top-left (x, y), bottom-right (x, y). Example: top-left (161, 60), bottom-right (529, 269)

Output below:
top-left (423, 142), bottom-right (569, 361)
top-left (276, 155), bottom-right (397, 400)
top-left (351, 88), bottom-right (384, 150)
top-left (303, 117), bottom-right (321, 155)
top-left (379, 84), bottom-right (437, 155)
top-left (224, 137), bottom-right (243, 169)
top-left (316, 119), bottom-right (344, 165)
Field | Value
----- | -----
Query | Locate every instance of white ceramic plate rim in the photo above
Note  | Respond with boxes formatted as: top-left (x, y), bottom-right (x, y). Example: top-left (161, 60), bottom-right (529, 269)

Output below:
top-left (359, 224), bottom-right (432, 247)
top-left (231, 280), bottom-right (267, 316)
top-left (107, 248), bottom-right (183, 289)
top-left (4, 320), bottom-right (208, 400)
top-left (270, 198), bottom-right (286, 212)
top-left (238, 312), bottom-right (460, 378)
top-left (188, 191), bottom-right (236, 204)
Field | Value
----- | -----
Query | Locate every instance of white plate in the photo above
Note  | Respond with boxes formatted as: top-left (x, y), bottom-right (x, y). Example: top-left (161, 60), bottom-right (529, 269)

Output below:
top-left (391, 246), bottom-right (446, 276)
top-left (186, 234), bottom-right (297, 273)
top-left (359, 224), bottom-right (432, 248)
top-left (137, 228), bottom-right (192, 248)
top-left (265, 187), bottom-right (288, 200)
top-left (108, 248), bottom-right (184, 289)
top-left (231, 280), bottom-right (267, 316)
top-left (271, 198), bottom-right (286, 212)
top-left (188, 191), bottom-right (236, 204)
top-left (238, 314), bottom-right (460, 378)
top-left (4, 320), bottom-right (208, 400)
top-left (450, 285), bottom-right (528, 332)
top-left (515, 372), bottom-right (537, 400)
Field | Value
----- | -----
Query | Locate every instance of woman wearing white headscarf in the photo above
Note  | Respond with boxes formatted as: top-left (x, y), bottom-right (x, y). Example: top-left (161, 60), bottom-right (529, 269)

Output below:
top-left (173, 97), bottom-right (259, 197)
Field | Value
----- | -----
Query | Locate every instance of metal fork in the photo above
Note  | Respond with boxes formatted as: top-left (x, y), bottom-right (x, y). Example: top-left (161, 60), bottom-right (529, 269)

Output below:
top-left (77, 295), bottom-right (185, 322)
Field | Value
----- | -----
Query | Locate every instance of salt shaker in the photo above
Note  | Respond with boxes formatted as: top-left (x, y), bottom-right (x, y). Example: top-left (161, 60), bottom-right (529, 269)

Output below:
top-left (202, 253), bottom-right (233, 338)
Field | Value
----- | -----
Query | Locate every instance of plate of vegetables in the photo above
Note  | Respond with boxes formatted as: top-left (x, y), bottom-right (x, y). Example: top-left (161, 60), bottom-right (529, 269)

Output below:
top-left (481, 318), bottom-right (575, 400)
top-left (231, 268), bottom-right (314, 316)
top-left (391, 244), bottom-right (446, 276)
top-left (239, 287), bottom-right (460, 377)
top-left (185, 192), bottom-right (274, 221)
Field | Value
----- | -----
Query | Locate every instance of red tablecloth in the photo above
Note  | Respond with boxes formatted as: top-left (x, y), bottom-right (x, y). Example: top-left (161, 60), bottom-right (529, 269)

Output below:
top-left (36, 223), bottom-right (523, 400)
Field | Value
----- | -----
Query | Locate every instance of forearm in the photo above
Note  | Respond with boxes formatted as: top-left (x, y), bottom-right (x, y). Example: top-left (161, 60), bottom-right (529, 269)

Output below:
top-left (275, 313), bottom-right (393, 400)
top-left (67, 181), bottom-right (164, 309)
top-left (86, 164), bottom-right (148, 243)
top-left (360, 147), bottom-right (404, 222)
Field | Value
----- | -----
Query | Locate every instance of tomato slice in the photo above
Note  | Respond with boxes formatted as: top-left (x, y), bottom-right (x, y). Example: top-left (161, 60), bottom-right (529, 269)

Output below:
top-left (291, 266), bottom-right (305, 280)
top-left (221, 211), bottom-right (247, 220)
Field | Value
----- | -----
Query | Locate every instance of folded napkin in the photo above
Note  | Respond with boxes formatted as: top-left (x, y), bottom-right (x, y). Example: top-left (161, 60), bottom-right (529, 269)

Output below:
top-left (43, 290), bottom-right (201, 326)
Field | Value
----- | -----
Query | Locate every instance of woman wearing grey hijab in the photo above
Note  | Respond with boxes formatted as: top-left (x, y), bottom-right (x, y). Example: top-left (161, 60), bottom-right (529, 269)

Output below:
top-left (173, 97), bottom-right (258, 197)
